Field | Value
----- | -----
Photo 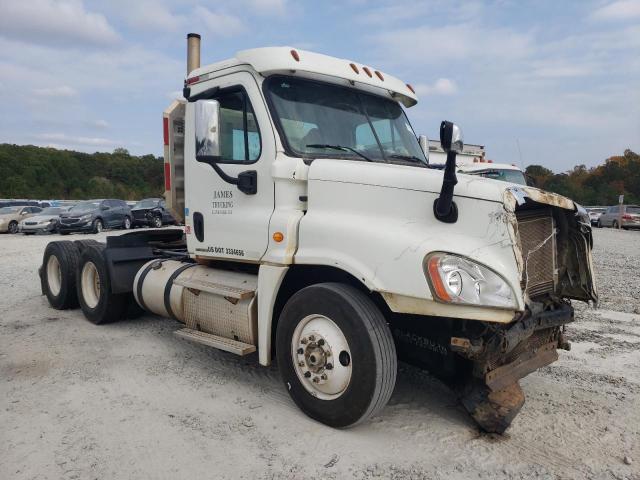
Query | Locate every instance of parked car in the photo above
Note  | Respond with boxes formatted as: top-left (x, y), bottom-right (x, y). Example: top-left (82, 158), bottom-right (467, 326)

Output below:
top-left (57, 199), bottom-right (132, 234)
top-left (586, 207), bottom-right (606, 226)
top-left (0, 205), bottom-right (43, 233)
top-left (0, 199), bottom-right (42, 208)
top-left (598, 204), bottom-right (640, 229)
top-left (131, 198), bottom-right (176, 228)
top-left (19, 206), bottom-right (72, 234)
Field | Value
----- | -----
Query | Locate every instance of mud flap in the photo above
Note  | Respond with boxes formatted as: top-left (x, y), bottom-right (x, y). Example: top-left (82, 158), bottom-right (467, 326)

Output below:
top-left (459, 381), bottom-right (525, 434)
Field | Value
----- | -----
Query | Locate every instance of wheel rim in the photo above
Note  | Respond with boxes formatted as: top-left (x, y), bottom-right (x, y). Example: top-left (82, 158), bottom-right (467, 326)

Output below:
top-left (9, 222), bottom-right (17, 233)
top-left (291, 314), bottom-right (352, 400)
top-left (95, 220), bottom-right (102, 233)
top-left (154, 217), bottom-right (162, 228)
top-left (46, 255), bottom-right (62, 296)
top-left (124, 217), bottom-right (131, 229)
top-left (81, 261), bottom-right (100, 308)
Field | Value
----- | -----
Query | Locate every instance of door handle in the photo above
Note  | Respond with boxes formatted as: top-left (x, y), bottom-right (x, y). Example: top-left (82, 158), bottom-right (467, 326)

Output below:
top-left (208, 162), bottom-right (257, 195)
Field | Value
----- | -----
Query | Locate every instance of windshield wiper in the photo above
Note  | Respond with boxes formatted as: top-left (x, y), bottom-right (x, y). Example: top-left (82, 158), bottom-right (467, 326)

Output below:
top-left (389, 154), bottom-right (427, 165)
top-left (306, 144), bottom-right (374, 162)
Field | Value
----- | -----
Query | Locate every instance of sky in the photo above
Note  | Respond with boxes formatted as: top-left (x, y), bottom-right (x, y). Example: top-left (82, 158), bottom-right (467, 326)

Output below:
top-left (0, 0), bottom-right (638, 172)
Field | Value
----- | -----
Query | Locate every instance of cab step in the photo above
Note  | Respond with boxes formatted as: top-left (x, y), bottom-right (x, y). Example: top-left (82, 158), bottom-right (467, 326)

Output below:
top-left (174, 328), bottom-right (256, 355)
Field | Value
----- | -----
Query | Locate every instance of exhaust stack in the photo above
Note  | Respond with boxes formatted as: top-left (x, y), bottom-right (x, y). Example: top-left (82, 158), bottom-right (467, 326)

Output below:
top-left (187, 33), bottom-right (201, 74)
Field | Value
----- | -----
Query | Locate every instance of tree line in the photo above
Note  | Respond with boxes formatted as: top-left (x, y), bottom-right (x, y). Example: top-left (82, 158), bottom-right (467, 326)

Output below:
top-left (0, 144), bottom-right (164, 200)
top-left (0, 143), bottom-right (637, 206)
top-left (525, 149), bottom-right (639, 206)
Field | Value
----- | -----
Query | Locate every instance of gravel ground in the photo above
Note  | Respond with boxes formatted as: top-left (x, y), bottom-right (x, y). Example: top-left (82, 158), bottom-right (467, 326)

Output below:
top-left (1, 227), bottom-right (639, 480)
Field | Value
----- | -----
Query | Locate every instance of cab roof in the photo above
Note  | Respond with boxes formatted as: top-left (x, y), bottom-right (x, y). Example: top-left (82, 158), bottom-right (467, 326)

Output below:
top-left (187, 47), bottom-right (418, 107)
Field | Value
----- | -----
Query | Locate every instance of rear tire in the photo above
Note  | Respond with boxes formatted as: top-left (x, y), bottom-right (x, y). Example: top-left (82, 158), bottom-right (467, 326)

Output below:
top-left (123, 216), bottom-right (132, 230)
top-left (8, 221), bottom-right (18, 234)
top-left (276, 283), bottom-right (397, 428)
top-left (597, 219), bottom-right (602, 228)
top-left (613, 220), bottom-right (619, 229)
top-left (76, 245), bottom-right (128, 324)
top-left (41, 241), bottom-right (81, 309)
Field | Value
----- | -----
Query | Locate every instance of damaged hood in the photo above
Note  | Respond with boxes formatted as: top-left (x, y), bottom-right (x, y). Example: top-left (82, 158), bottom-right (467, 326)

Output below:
top-left (308, 159), bottom-right (578, 211)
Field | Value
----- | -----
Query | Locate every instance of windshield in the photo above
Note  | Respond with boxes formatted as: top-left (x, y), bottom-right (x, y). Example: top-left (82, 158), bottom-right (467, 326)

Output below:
top-left (0, 207), bottom-right (20, 214)
top-left (70, 201), bottom-right (100, 212)
top-left (134, 199), bottom-right (158, 209)
top-left (41, 207), bottom-right (66, 215)
top-left (265, 76), bottom-right (427, 165)
top-left (467, 168), bottom-right (527, 185)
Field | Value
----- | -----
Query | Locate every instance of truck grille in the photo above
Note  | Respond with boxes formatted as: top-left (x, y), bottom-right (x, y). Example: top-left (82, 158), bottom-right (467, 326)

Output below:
top-left (516, 209), bottom-right (556, 298)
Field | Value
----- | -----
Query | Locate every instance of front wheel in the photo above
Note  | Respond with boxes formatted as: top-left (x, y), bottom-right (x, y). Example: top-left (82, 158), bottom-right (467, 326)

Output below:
top-left (276, 283), bottom-right (397, 428)
top-left (8, 221), bottom-right (18, 234)
top-left (122, 216), bottom-right (131, 230)
top-left (151, 215), bottom-right (163, 228)
top-left (92, 218), bottom-right (103, 234)
top-left (613, 220), bottom-right (619, 229)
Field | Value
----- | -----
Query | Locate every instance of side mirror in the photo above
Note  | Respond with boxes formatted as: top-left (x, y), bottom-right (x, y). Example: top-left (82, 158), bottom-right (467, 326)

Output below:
top-left (418, 134), bottom-right (430, 163)
top-left (20, 211), bottom-right (28, 215)
top-left (434, 121), bottom-right (463, 223)
top-left (195, 99), bottom-right (221, 160)
top-left (440, 122), bottom-right (463, 153)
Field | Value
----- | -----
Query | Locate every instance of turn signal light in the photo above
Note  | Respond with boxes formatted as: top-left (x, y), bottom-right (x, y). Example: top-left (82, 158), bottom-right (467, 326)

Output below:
top-left (427, 256), bottom-right (451, 302)
top-left (273, 232), bottom-right (284, 242)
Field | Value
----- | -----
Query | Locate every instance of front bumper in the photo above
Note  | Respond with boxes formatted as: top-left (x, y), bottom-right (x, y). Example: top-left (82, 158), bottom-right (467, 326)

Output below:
top-left (20, 223), bottom-right (57, 233)
top-left (57, 220), bottom-right (93, 232)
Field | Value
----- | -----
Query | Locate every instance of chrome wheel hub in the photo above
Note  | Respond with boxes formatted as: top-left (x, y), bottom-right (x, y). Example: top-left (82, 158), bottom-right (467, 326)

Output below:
top-left (291, 314), bottom-right (352, 400)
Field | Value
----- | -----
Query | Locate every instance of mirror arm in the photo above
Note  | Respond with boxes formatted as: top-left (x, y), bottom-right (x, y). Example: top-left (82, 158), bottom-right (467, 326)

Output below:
top-left (198, 157), bottom-right (257, 195)
top-left (433, 150), bottom-right (459, 223)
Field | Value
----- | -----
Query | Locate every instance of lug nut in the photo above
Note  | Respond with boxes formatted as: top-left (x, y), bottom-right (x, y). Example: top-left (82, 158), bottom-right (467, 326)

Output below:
top-left (301, 338), bottom-right (308, 345)
top-left (309, 335), bottom-right (315, 342)
top-left (317, 338), bottom-right (325, 346)
top-left (297, 348), bottom-right (304, 354)
top-left (321, 374), bottom-right (327, 380)
top-left (326, 363), bottom-right (333, 370)
top-left (312, 376), bottom-right (320, 383)
top-left (298, 361), bottom-right (305, 367)
top-left (304, 371), bottom-right (311, 378)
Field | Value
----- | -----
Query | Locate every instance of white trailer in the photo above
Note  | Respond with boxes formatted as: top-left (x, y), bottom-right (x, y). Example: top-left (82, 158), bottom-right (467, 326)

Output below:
top-left (38, 34), bottom-right (597, 433)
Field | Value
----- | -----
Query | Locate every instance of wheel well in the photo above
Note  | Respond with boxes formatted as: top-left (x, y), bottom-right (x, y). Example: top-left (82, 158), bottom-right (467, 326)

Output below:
top-left (271, 265), bottom-right (390, 355)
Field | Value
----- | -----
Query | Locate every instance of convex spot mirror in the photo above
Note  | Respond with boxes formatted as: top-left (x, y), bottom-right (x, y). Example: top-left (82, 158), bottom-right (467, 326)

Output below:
top-left (440, 121), bottom-right (463, 153)
top-left (195, 99), bottom-right (221, 160)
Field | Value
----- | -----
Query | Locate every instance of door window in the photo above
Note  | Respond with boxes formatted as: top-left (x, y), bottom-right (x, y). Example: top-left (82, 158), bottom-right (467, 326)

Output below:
top-left (216, 90), bottom-right (261, 163)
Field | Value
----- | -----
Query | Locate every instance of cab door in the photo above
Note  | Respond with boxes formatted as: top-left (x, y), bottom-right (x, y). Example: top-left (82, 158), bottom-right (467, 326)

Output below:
top-left (184, 72), bottom-right (275, 262)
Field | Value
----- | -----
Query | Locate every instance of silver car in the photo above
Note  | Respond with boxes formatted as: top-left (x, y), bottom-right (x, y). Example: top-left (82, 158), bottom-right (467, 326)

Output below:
top-left (598, 204), bottom-right (640, 229)
top-left (19, 206), bottom-right (72, 234)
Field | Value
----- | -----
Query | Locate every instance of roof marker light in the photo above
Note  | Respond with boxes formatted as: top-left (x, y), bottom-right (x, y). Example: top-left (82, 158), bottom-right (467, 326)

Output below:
top-left (406, 83), bottom-right (416, 94)
top-left (349, 63), bottom-right (359, 74)
top-left (186, 75), bottom-right (200, 85)
top-left (362, 66), bottom-right (372, 78)
top-left (374, 70), bottom-right (384, 81)
top-left (290, 49), bottom-right (300, 62)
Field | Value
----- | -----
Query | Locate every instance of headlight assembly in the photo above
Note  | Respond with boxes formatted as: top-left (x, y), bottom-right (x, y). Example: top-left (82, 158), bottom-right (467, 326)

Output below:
top-left (425, 253), bottom-right (517, 309)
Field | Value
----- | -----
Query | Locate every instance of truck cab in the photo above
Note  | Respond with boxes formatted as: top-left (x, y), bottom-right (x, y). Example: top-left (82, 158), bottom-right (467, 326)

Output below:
top-left (41, 35), bottom-right (597, 434)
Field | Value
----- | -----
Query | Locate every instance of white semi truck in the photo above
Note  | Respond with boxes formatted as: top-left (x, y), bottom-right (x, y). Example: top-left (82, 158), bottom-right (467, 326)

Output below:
top-left (39, 34), bottom-right (597, 433)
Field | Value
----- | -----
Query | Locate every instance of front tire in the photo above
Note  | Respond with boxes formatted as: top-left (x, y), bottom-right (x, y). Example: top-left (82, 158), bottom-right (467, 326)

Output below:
top-left (152, 215), bottom-right (163, 228)
top-left (92, 218), bottom-right (103, 234)
top-left (123, 216), bottom-right (132, 230)
top-left (613, 220), bottom-right (619, 229)
top-left (276, 283), bottom-right (397, 428)
top-left (76, 245), bottom-right (128, 324)
top-left (8, 221), bottom-right (18, 234)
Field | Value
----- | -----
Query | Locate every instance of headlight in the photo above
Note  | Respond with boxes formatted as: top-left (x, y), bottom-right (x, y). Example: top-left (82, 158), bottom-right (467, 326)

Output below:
top-left (79, 214), bottom-right (92, 221)
top-left (425, 253), bottom-right (517, 309)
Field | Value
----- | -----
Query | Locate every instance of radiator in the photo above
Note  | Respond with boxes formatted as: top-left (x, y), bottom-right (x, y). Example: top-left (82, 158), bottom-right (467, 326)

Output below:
top-left (516, 209), bottom-right (556, 298)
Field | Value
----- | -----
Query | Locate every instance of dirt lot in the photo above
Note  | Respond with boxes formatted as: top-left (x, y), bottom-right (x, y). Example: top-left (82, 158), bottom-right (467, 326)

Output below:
top-left (1, 228), bottom-right (639, 480)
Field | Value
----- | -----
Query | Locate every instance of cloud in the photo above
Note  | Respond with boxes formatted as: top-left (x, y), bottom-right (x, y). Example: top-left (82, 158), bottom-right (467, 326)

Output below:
top-left (32, 86), bottom-right (78, 98)
top-left (88, 119), bottom-right (110, 129)
top-left (121, 1), bottom-right (187, 31)
top-left (414, 78), bottom-right (458, 96)
top-left (373, 24), bottom-right (532, 65)
top-left (35, 132), bottom-right (116, 147)
top-left (590, 0), bottom-right (640, 21)
top-left (0, 0), bottom-right (120, 48)
top-left (195, 7), bottom-right (245, 37)
top-left (247, 0), bottom-right (287, 14)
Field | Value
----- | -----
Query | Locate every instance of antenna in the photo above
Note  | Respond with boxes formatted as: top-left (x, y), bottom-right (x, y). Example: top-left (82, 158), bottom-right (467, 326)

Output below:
top-left (515, 138), bottom-right (523, 170)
